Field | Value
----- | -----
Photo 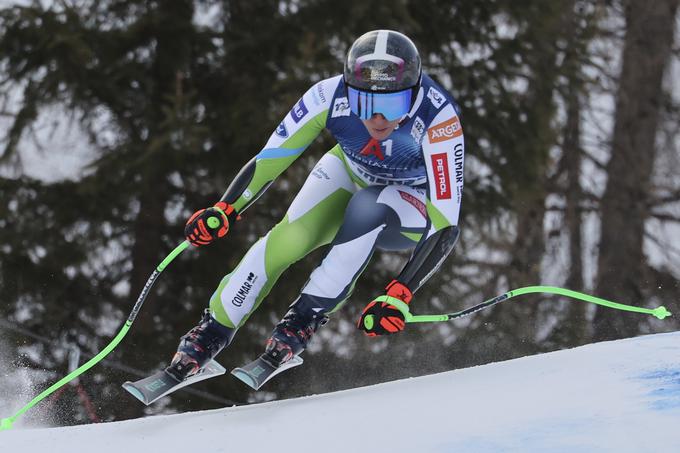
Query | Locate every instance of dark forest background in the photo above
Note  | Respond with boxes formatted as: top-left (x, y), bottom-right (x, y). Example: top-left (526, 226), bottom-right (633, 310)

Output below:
top-left (1, 0), bottom-right (679, 426)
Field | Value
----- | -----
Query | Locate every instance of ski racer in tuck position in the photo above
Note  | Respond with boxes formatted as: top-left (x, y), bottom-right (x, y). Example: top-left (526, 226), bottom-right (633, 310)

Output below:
top-left (168, 29), bottom-right (466, 381)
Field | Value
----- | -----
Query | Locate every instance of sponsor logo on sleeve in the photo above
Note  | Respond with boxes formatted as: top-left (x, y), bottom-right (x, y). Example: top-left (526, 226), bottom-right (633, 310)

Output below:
top-left (311, 83), bottom-right (327, 106)
top-left (427, 116), bottom-right (463, 143)
top-left (311, 91), bottom-right (321, 106)
top-left (431, 153), bottom-right (452, 200)
top-left (291, 98), bottom-right (309, 123)
top-left (410, 116), bottom-right (425, 144)
top-left (316, 83), bottom-right (327, 104)
top-left (454, 143), bottom-right (464, 184)
top-left (427, 87), bottom-right (446, 109)
top-left (275, 121), bottom-right (288, 138)
top-left (331, 97), bottom-right (351, 118)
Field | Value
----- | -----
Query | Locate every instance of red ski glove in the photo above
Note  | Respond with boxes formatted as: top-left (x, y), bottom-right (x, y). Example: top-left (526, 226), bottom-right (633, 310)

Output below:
top-left (357, 280), bottom-right (413, 336)
top-left (184, 201), bottom-right (238, 246)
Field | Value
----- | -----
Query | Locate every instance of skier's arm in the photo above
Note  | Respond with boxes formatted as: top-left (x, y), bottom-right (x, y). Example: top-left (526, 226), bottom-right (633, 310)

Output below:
top-left (395, 103), bottom-right (465, 294)
top-left (219, 81), bottom-right (333, 214)
top-left (359, 104), bottom-right (465, 335)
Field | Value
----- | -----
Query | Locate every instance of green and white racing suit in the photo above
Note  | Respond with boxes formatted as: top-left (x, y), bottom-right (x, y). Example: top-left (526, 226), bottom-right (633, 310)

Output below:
top-left (208, 73), bottom-right (465, 330)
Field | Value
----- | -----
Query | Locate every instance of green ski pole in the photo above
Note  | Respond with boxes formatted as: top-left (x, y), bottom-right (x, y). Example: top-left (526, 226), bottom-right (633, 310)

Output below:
top-left (0, 240), bottom-right (191, 432)
top-left (365, 285), bottom-right (672, 328)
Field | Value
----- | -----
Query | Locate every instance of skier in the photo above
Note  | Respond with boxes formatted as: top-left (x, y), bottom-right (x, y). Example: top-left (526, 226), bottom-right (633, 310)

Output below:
top-left (168, 29), bottom-right (465, 381)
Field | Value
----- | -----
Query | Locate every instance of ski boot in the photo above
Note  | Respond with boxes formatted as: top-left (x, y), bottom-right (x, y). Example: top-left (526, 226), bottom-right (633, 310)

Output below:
top-left (166, 309), bottom-right (235, 381)
top-left (263, 304), bottom-right (328, 367)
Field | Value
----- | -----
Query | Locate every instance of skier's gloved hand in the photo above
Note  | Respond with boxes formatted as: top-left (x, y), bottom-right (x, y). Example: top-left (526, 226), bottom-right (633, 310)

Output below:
top-left (184, 201), bottom-right (239, 246)
top-left (357, 280), bottom-right (413, 336)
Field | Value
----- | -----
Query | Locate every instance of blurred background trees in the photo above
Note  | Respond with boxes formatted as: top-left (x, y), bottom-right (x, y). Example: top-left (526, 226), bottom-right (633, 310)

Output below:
top-left (0, 0), bottom-right (678, 425)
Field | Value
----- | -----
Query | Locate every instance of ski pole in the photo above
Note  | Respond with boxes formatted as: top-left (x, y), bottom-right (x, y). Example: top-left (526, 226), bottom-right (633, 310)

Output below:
top-left (367, 285), bottom-right (672, 326)
top-left (0, 240), bottom-right (190, 432)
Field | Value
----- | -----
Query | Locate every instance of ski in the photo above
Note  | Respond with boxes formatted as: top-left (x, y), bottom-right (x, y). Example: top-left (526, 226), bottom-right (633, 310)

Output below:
top-left (122, 360), bottom-right (226, 405)
top-left (231, 355), bottom-right (303, 390)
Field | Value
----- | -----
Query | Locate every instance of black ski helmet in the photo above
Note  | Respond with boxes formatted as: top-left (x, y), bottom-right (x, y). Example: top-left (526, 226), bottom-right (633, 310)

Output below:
top-left (344, 30), bottom-right (421, 92)
top-left (344, 30), bottom-right (422, 120)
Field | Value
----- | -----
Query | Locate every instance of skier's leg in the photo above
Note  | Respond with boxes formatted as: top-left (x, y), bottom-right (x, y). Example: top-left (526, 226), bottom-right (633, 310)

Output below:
top-left (169, 148), bottom-right (356, 378)
top-left (209, 148), bottom-right (357, 328)
top-left (264, 184), bottom-right (429, 365)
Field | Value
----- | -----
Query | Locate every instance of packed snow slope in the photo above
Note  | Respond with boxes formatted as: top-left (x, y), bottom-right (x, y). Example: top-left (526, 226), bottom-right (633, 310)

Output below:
top-left (3, 332), bottom-right (680, 452)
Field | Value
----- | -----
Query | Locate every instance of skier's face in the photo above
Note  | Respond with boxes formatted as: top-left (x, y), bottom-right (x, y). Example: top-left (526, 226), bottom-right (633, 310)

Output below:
top-left (362, 113), bottom-right (400, 140)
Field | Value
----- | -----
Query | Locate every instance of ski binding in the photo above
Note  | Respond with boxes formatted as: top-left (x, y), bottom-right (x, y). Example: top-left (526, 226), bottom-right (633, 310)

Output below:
top-left (231, 355), bottom-right (303, 390)
top-left (122, 360), bottom-right (226, 405)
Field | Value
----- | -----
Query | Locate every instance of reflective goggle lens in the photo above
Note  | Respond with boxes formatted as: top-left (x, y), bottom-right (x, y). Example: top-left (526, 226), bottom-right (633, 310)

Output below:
top-left (347, 86), bottom-right (413, 121)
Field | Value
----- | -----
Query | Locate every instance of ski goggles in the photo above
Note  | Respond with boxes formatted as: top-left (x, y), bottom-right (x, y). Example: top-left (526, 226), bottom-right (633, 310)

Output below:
top-left (347, 85), bottom-right (415, 121)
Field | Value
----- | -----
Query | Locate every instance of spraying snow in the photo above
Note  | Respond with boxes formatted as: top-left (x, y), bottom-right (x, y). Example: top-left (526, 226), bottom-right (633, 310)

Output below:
top-left (2, 332), bottom-right (680, 452)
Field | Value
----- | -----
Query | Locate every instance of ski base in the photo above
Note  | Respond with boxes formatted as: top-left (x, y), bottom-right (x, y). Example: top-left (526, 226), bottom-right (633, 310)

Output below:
top-left (122, 360), bottom-right (226, 405)
top-left (231, 355), bottom-right (303, 390)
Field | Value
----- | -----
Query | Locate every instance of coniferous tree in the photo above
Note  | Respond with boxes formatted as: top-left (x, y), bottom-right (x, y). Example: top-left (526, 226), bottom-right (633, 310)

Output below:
top-left (1, 0), bottom-right (677, 426)
top-left (594, 0), bottom-right (680, 341)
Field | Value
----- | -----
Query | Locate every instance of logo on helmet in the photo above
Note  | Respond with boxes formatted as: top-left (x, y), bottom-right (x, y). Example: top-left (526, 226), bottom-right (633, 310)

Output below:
top-left (370, 69), bottom-right (397, 82)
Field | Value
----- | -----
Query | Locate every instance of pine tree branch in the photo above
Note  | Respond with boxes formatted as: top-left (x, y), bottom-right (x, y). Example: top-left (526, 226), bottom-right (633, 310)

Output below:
top-left (650, 212), bottom-right (680, 223)
top-left (649, 189), bottom-right (680, 206)
top-left (580, 146), bottom-right (608, 170)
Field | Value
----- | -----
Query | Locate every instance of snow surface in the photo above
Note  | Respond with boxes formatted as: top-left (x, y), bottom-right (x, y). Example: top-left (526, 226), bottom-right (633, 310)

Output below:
top-left (2, 332), bottom-right (680, 452)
